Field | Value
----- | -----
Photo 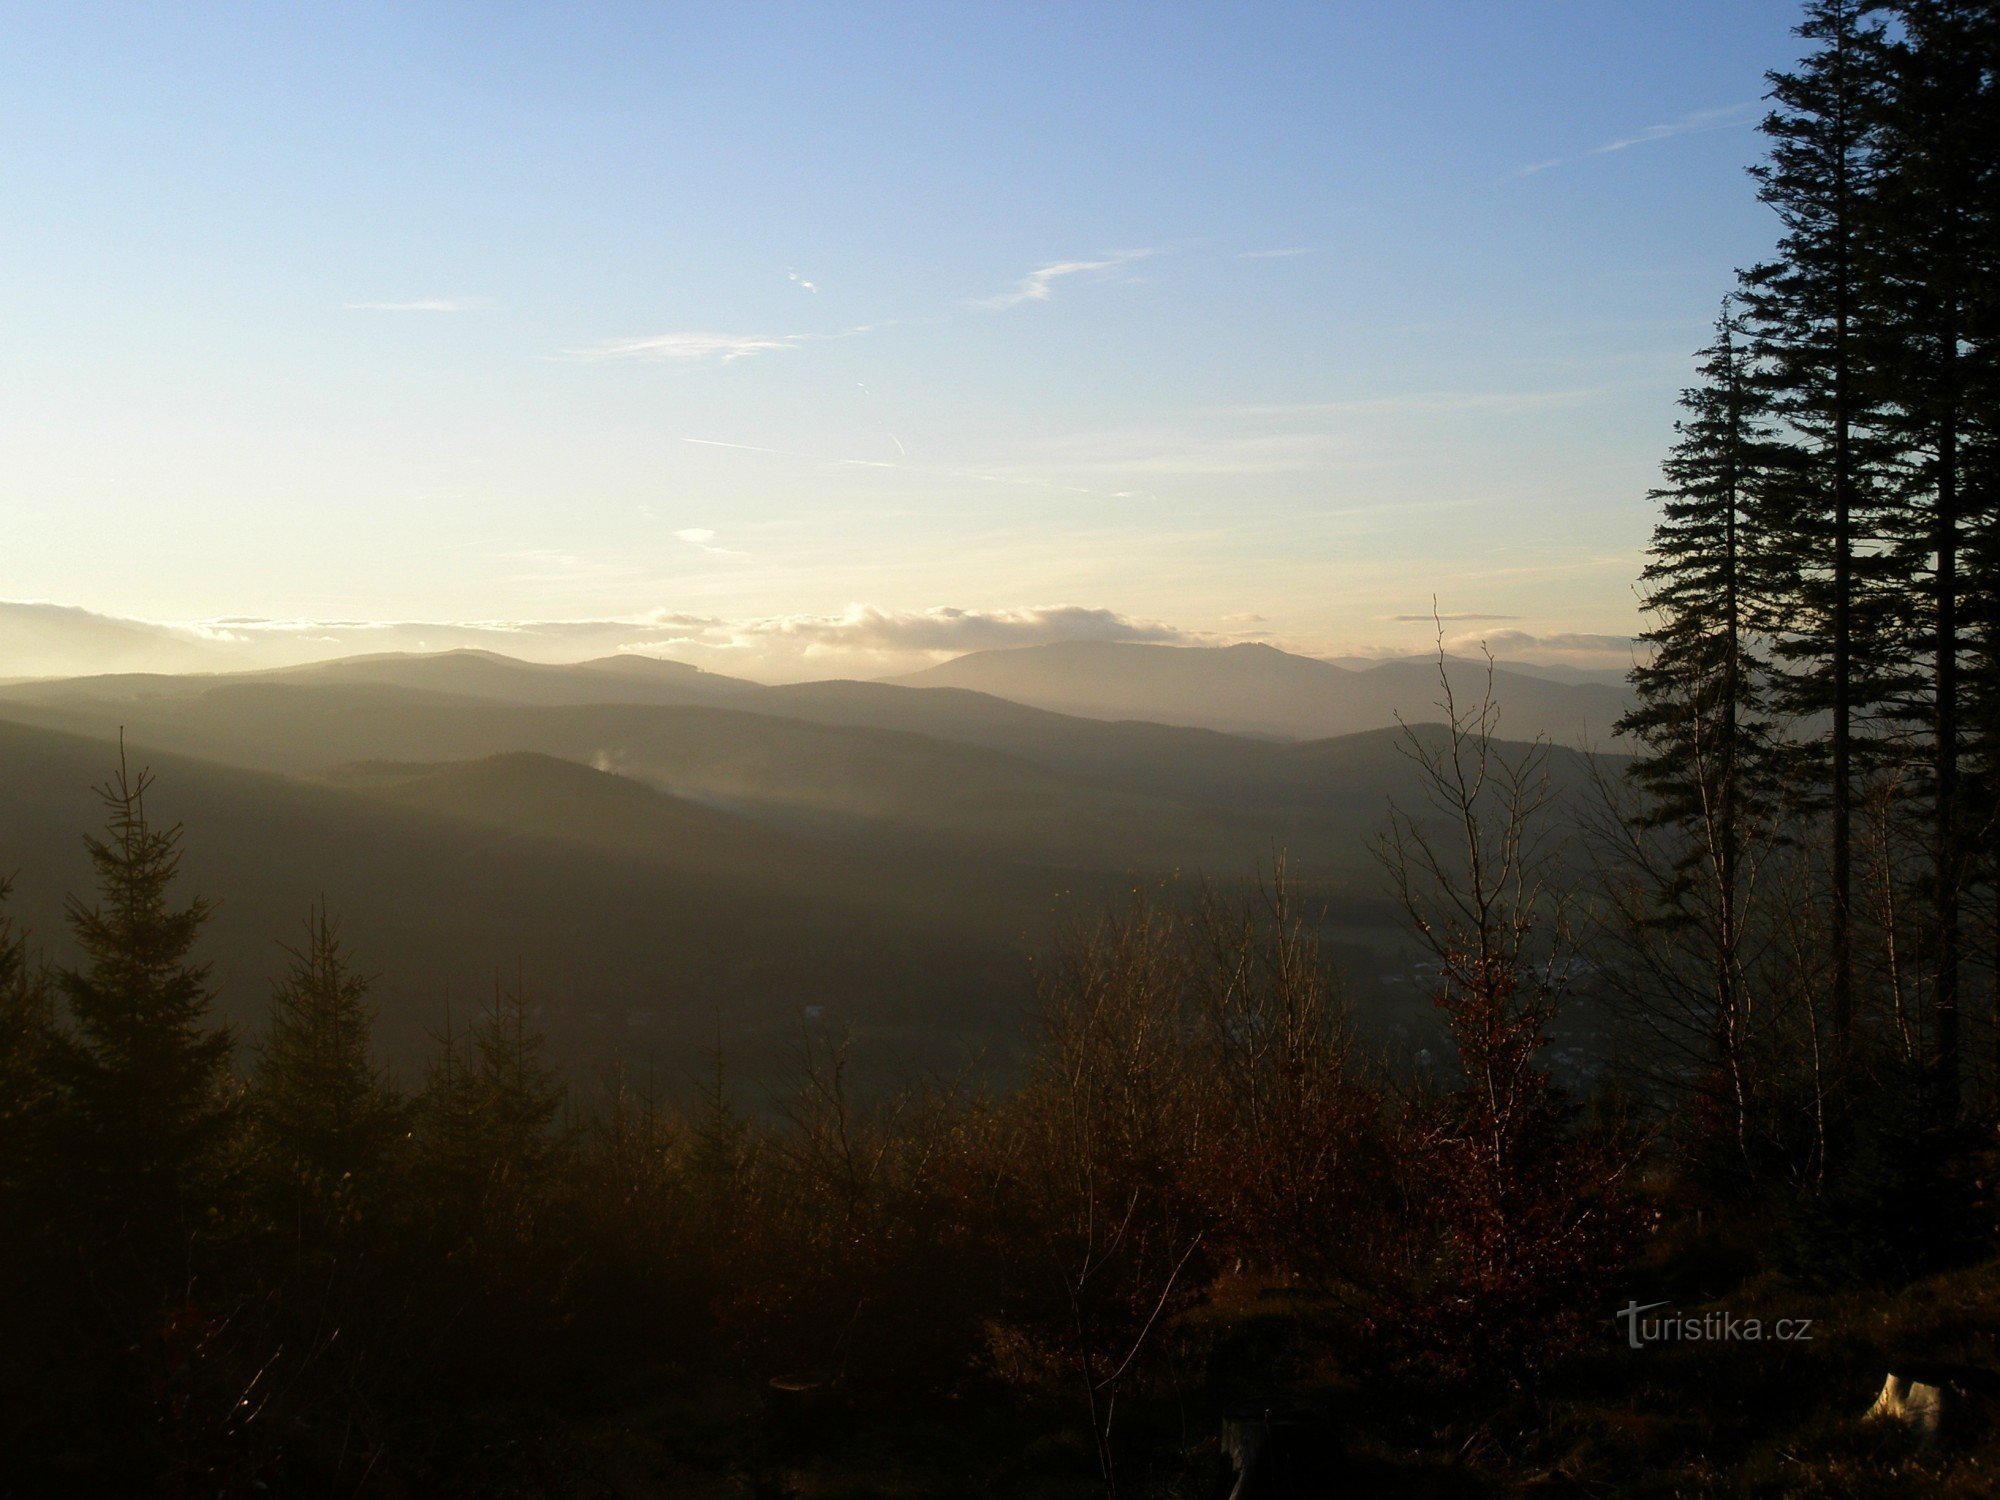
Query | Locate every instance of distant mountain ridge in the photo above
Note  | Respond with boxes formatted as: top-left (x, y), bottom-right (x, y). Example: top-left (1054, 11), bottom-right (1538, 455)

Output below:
top-left (4, 636), bottom-right (1632, 746)
top-left (1322, 653), bottom-right (1634, 689)
top-left (269, 648), bottom-right (761, 705)
top-left (889, 640), bottom-right (1631, 745)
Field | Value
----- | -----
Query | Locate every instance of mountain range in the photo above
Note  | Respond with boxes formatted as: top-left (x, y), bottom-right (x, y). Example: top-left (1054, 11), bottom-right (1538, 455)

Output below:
top-left (891, 640), bottom-right (1630, 744)
top-left (0, 640), bottom-right (1629, 1081)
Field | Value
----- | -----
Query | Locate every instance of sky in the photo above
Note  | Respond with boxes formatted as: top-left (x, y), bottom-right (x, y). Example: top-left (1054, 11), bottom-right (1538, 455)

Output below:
top-left (0, 1), bottom-right (1811, 681)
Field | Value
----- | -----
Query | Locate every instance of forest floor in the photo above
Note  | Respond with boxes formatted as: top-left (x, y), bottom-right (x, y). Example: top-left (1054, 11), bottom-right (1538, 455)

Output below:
top-left (536, 1238), bottom-right (2000, 1498)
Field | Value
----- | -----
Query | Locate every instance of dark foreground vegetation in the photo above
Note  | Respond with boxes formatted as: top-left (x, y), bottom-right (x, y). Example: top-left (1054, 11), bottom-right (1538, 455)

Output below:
top-left (0, 668), bottom-right (1993, 1497)
top-left (5, 0), bottom-right (2000, 1493)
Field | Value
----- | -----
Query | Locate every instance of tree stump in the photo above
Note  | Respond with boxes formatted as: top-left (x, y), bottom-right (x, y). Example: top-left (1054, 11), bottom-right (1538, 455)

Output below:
top-left (1864, 1363), bottom-right (2000, 1448)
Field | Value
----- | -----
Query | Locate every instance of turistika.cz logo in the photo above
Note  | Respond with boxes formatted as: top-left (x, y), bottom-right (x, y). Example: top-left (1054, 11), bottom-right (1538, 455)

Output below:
top-left (1615, 1300), bottom-right (1815, 1350)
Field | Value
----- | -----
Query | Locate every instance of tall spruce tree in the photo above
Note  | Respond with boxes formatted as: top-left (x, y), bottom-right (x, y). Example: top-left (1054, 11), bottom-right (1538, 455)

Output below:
top-left (45, 757), bottom-right (236, 1265)
top-left (1741, 0), bottom-right (1892, 1047)
top-left (1865, 0), bottom-right (2000, 1119)
top-left (1620, 301), bottom-right (1789, 1146)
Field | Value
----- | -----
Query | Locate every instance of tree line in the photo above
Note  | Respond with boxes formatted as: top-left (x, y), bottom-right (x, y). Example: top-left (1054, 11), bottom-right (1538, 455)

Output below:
top-left (1611, 0), bottom-right (1998, 1246)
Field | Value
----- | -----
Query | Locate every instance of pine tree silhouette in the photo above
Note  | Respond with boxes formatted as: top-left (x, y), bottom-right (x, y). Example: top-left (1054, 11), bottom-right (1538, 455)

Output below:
top-left (1741, 0), bottom-right (1893, 1046)
top-left (252, 904), bottom-right (400, 1219)
top-left (44, 752), bottom-right (236, 1273)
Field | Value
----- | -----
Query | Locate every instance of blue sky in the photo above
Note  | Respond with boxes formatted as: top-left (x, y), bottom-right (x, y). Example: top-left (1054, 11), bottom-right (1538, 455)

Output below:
top-left (1, 1), bottom-right (1808, 679)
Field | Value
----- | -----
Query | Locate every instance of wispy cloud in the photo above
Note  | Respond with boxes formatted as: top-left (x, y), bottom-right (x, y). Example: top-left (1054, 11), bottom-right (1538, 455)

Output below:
top-left (342, 298), bottom-right (482, 312)
top-left (1513, 101), bottom-right (1757, 179)
top-left (754, 603), bottom-right (1193, 654)
top-left (564, 321), bottom-right (887, 364)
top-left (1239, 246), bottom-right (1313, 259)
top-left (672, 526), bottom-right (746, 558)
top-left (0, 598), bottom-right (1197, 682)
top-left (972, 249), bottom-right (1158, 310)
top-left (564, 331), bottom-right (811, 363)
top-left (787, 269), bottom-right (818, 293)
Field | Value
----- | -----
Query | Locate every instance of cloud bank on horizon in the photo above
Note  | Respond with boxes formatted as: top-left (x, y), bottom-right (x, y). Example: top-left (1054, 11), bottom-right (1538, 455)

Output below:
top-left (0, 599), bottom-right (1636, 686)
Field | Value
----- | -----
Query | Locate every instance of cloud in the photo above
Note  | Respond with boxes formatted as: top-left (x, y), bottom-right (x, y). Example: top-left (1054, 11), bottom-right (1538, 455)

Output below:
top-left (0, 599), bottom-right (1196, 684)
top-left (672, 527), bottom-right (745, 558)
top-left (1587, 101), bottom-right (1759, 157)
top-left (342, 298), bottom-right (480, 312)
top-left (1388, 612), bottom-right (1521, 623)
top-left (563, 331), bottom-right (811, 363)
top-left (972, 249), bottom-right (1158, 310)
top-left (1513, 101), bottom-right (1757, 179)
top-left (565, 321), bottom-right (888, 364)
top-left (787, 270), bottom-right (818, 293)
top-left (755, 604), bottom-right (1191, 654)
top-left (0, 599), bottom-right (223, 677)
top-left (1239, 247), bottom-right (1313, 259)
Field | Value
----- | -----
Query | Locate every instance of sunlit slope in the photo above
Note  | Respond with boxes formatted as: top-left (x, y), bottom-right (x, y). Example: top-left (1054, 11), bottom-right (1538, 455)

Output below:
top-left (0, 718), bottom-right (1036, 1061)
top-left (272, 648), bottom-right (761, 705)
top-left (319, 750), bottom-right (822, 887)
top-left (0, 647), bottom-right (758, 710)
top-left (889, 640), bottom-right (1630, 744)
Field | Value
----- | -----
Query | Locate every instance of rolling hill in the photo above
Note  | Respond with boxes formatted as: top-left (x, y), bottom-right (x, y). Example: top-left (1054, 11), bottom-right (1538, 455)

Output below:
top-left (0, 648), bottom-right (1625, 882)
top-left (0, 646), bottom-right (757, 711)
top-left (0, 648), bottom-right (1627, 1083)
top-left (0, 717), bottom-right (1051, 1082)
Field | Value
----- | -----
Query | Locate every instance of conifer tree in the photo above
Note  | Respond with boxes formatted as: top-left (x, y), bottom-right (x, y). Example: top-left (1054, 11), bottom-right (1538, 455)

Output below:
top-left (414, 976), bottom-right (563, 1216)
top-left (0, 877), bottom-right (54, 1205)
top-left (45, 757), bottom-right (236, 1263)
top-left (252, 905), bottom-right (399, 1212)
top-left (1740, 0), bottom-right (1892, 1045)
top-left (468, 973), bottom-right (563, 1184)
top-left (1619, 301), bottom-right (1790, 1137)
top-left (410, 1005), bottom-right (481, 1235)
top-left (1863, 0), bottom-right (2000, 1118)
top-left (690, 1029), bottom-right (750, 1200)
